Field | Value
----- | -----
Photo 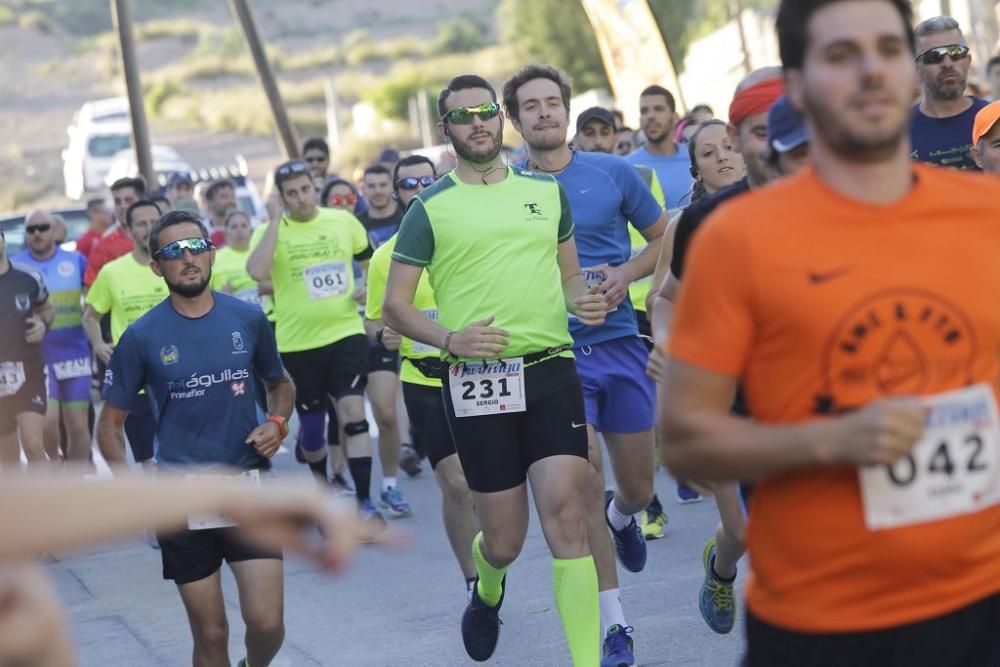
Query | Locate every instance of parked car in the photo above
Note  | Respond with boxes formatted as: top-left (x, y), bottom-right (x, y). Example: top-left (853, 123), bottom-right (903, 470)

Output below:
top-left (70, 97), bottom-right (129, 128)
top-left (62, 121), bottom-right (132, 201)
top-left (104, 145), bottom-right (193, 190)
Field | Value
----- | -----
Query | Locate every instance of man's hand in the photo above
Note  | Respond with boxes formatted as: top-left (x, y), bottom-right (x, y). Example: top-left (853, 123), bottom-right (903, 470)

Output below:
top-left (95, 342), bottom-right (115, 365)
top-left (829, 398), bottom-right (927, 466)
top-left (449, 316), bottom-right (510, 359)
top-left (585, 263), bottom-right (629, 310)
top-left (380, 327), bottom-right (402, 351)
top-left (0, 566), bottom-right (75, 667)
top-left (646, 346), bottom-right (667, 383)
top-left (245, 421), bottom-right (283, 458)
top-left (24, 316), bottom-right (45, 344)
top-left (572, 290), bottom-right (607, 327)
top-left (352, 287), bottom-right (366, 307)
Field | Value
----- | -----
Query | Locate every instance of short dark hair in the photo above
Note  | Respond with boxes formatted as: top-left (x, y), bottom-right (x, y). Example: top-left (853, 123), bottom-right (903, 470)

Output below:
top-left (85, 197), bottom-right (106, 212)
top-left (393, 155), bottom-right (436, 183)
top-left (302, 137), bottom-right (330, 156)
top-left (320, 178), bottom-right (357, 205)
top-left (223, 208), bottom-right (251, 227)
top-left (437, 74), bottom-right (497, 119)
top-left (204, 179), bottom-right (235, 201)
top-left (124, 199), bottom-right (161, 228)
top-left (988, 55), bottom-right (1000, 73)
top-left (362, 164), bottom-right (391, 179)
top-left (149, 210), bottom-right (210, 256)
top-left (110, 176), bottom-right (146, 196)
top-left (639, 85), bottom-right (676, 112)
top-left (777, 0), bottom-right (915, 70)
top-left (691, 103), bottom-right (714, 116)
top-left (502, 64), bottom-right (573, 123)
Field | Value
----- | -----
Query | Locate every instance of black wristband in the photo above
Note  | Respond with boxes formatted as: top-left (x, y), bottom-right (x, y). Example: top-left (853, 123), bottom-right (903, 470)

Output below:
top-left (376, 328), bottom-right (384, 345)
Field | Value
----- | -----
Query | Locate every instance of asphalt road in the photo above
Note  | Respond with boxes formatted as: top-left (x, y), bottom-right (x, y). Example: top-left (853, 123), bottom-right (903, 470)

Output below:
top-left (50, 431), bottom-right (747, 666)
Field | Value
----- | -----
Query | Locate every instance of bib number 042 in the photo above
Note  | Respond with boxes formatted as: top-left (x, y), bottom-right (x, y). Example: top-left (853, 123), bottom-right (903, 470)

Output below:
top-left (859, 384), bottom-right (1000, 530)
top-left (448, 358), bottom-right (526, 418)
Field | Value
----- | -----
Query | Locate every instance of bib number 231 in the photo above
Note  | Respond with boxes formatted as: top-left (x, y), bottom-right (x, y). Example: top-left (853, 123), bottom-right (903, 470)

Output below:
top-left (448, 358), bottom-right (526, 418)
top-left (859, 383), bottom-right (1000, 530)
top-left (303, 262), bottom-right (348, 300)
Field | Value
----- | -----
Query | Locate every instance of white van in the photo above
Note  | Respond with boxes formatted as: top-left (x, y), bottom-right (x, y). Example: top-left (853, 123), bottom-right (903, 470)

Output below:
top-left (62, 120), bottom-right (132, 200)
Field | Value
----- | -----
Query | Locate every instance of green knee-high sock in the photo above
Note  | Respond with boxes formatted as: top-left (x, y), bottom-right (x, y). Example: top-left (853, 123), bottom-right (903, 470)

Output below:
top-left (553, 556), bottom-right (600, 667)
top-left (472, 532), bottom-right (508, 608)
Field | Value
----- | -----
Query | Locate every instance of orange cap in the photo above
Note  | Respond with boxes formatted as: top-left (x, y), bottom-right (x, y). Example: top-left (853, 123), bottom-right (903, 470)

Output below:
top-left (972, 100), bottom-right (1000, 145)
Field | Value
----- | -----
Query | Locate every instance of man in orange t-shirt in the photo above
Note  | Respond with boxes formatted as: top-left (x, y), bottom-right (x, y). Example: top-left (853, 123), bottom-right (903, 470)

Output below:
top-left (662, 0), bottom-right (1000, 664)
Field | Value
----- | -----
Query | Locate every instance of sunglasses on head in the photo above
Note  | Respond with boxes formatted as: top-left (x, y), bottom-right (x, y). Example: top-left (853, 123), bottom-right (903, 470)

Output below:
top-left (396, 175), bottom-right (436, 190)
top-left (154, 237), bottom-right (213, 261)
top-left (275, 160), bottom-right (309, 181)
top-left (441, 101), bottom-right (501, 125)
top-left (328, 194), bottom-right (357, 206)
top-left (26, 224), bottom-right (51, 234)
top-left (915, 44), bottom-right (970, 65)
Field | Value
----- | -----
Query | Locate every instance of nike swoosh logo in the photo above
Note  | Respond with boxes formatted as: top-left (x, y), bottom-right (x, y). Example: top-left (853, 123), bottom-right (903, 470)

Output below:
top-left (808, 268), bottom-right (850, 284)
top-left (580, 188), bottom-right (592, 194)
top-left (571, 422), bottom-right (587, 429)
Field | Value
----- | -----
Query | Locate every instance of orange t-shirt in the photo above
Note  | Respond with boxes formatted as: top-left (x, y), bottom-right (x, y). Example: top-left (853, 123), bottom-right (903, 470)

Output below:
top-left (668, 164), bottom-right (1000, 633)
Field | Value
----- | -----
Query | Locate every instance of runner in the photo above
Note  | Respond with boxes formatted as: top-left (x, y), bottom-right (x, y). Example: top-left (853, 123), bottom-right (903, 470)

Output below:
top-left (204, 179), bottom-right (236, 248)
top-left (909, 16), bottom-right (988, 170)
top-left (0, 228), bottom-right (52, 467)
top-left (971, 100), bottom-right (1000, 173)
top-left (76, 198), bottom-right (111, 260)
top-left (166, 171), bottom-right (195, 207)
top-left (626, 85), bottom-right (694, 210)
top-left (366, 153), bottom-right (480, 593)
top-left (504, 64), bottom-right (667, 667)
top-left (97, 209), bottom-right (297, 667)
top-left (209, 209), bottom-right (272, 316)
top-left (83, 176), bottom-right (144, 287)
top-left (13, 210), bottom-right (91, 463)
top-left (684, 120), bottom-right (746, 204)
top-left (662, 1), bottom-right (1000, 663)
top-left (383, 74), bottom-right (605, 666)
top-left (321, 179), bottom-right (359, 213)
top-left (247, 160), bottom-right (382, 522)
top-left (303, 137), bottom-right (332, 188)
top-left (650, 82), bottom-right (804, 636)
top-left (84, 200), bottom-right (167, 467)
top-left (357, 163), bottom-right (422, 487)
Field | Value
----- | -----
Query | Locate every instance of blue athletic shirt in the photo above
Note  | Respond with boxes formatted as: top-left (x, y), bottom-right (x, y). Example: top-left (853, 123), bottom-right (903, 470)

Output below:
top-left (520, 151), bottom-right (663, 347)
top-left (12, 248), bottom-right (90, 368)
top-left (909, 97), bottom-right (989, 170)
top-left (103, 292), bottom-right (285, 468)
top-left (625, 145), bottom-right (694, 210)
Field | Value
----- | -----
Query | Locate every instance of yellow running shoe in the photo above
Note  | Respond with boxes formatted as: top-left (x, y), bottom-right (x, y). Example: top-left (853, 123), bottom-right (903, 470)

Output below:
top-left (640, 507), bottom-right (668, 540)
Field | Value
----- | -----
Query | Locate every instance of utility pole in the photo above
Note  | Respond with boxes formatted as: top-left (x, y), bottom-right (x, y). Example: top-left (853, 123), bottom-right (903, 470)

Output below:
top-left (110, 0), bottom-right (155, 189)
top-left (228, 0), bottom-right (299, 159)
top-left (731, 0), bottom-right (752, 75)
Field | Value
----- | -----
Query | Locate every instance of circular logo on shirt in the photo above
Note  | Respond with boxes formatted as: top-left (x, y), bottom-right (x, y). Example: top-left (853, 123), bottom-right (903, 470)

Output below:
top-left (814, 288), bottom-right (977, 415)
top-left (57, 260), bottom-right (74, 278)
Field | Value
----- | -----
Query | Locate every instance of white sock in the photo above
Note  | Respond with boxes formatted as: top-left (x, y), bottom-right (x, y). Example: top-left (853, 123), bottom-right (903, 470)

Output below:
top-left (606, 496), bottom-right (633, 531)
top-left (599, 588), bottom-right (627, 633)
top-left (382, 476), bottom-right (397, 492)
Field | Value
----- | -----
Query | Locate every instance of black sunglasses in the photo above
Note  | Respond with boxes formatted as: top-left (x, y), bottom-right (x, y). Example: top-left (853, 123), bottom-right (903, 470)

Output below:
top-left (396, 175), bottom-right (436, 190)
top-left (304, 156), bottom-right (327, 163)
top-left (26, 224), bottom-right (52, 234)
top-left (915, 44), bottom-right (970, 65)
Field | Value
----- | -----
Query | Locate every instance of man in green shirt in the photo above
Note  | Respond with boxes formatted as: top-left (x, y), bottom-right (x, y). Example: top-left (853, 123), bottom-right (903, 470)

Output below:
top-left (83, 200), bottom-right (167, 466)
top-left (383, 74), bottom-right (606, 666)
top-left (210, 209), bottom-right (272, 319)
top-left (247, 161), bottom-right (380, 521)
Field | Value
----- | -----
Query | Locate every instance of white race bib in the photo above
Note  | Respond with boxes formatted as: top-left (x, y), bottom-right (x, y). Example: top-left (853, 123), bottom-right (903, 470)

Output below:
top-left (186, 469), bottom-right (262, 530)
top-left (448, 358), bottom-right (526, 418)
top-left (859, 384), bottom-right (1000, 530)
top-left (0, 362), bottom-right (26, 398)
top-left (303, 262), bottom-right (348, 300)
top-left (52, 357), bottom-right (91, 380)
top-left (411, 309), bottom-right (440, 354)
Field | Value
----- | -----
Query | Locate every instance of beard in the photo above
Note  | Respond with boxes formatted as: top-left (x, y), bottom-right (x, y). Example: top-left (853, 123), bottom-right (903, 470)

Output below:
top-left (451, 127), bottom-right (503, 164)
top-left (165, 268), bottom-right (211, 298)
top-left (925, 70), bottom-right (966, 101)
top-left (525, 127), bottom-right (566, 152)
top-left (802, 84), bottom-right (907, 163)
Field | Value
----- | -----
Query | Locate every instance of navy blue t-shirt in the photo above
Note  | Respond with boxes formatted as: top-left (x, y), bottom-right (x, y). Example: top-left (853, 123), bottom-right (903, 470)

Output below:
top-left (104, 292), bottom-right (284, 468)
top-left (519, 151), bottom-right (663, 347)
top-left (909, 97), bottom-right (989, 170)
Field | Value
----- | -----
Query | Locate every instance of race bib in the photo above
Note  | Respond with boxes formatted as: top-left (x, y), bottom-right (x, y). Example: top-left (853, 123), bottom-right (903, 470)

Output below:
top-left (52, 357), bottom-right (91, 380)
top-left (859, 384), bottom-right (1000, 530)
top-left (186, 469), bottom-right (262, 530)
top-left (411, 309), bottom-right (440, 354)
top-left (448, 358), bottom-right (526, 418)
top-left (303, 262), bottom-right (348, 300)
top-left (234, 287), bottom-right (263, 308)
top-left (0, 362), bottom-right (26, 398)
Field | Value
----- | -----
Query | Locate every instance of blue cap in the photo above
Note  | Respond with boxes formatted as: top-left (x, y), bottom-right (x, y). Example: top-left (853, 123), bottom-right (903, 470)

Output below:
top-left (767, 96), bottom-right (808, 154)
top-left (167, 171), bottom-right (193, 188)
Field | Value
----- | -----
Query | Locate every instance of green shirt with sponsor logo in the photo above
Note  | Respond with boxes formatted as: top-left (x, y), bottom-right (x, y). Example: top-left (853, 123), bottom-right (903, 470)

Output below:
top-left (392, 167), bottom-right (574, 360)
top-left (85, 253), bottom-right (167, 344)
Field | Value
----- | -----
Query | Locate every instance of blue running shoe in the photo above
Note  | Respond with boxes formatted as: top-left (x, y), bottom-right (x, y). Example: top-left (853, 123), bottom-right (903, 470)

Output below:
top-left (461, 575), bottom-right (505, 661)
top-left (379, 486), bottom-right (413, 517)
top-left (605, 493), bottom-right (646, 573)
top-left (676, 481), bottom-right (704, 504)
top-left (699, 538), bottom-right (736, 634)
top-left (601, 624), bottom-right (635, 667)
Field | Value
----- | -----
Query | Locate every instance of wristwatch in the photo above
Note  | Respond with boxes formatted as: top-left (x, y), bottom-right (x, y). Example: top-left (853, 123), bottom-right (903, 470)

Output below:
top-left (376, 327), bottom-right (385, 345)
top-left (267, 415), bottom-right (289, 438)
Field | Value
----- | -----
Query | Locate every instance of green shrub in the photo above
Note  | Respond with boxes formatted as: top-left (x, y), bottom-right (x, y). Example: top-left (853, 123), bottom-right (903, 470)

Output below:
top-left (433, 18), bottom-right (486, 55)
top-left (18, 10), bottom-right (53, 34)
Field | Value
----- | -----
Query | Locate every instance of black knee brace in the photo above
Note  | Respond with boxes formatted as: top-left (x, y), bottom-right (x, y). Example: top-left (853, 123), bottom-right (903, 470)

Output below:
top-left (343, 419), bottom-right (370, 436)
